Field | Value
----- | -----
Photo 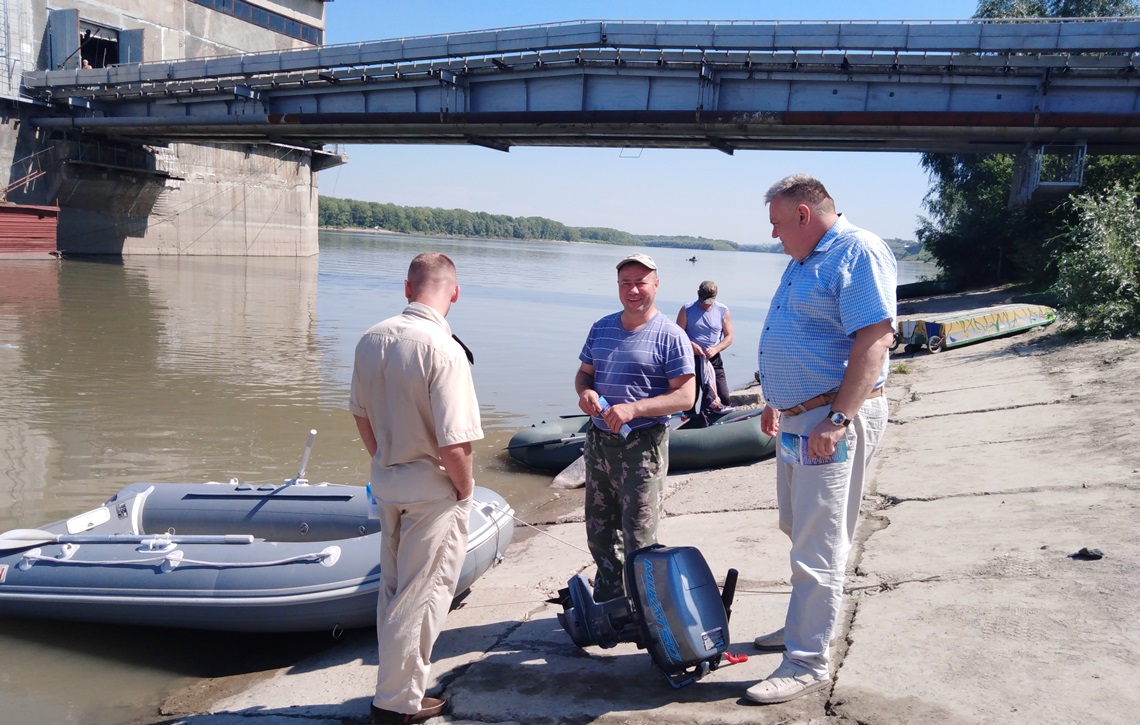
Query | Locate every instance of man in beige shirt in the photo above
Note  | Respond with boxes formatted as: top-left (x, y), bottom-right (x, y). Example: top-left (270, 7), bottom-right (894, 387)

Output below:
top-left (350, 252), bottom-right (483, 724)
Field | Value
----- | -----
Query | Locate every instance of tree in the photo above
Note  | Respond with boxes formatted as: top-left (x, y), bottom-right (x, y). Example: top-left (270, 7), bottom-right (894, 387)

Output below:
top-left (1053, 185), bottom-right (1140, 337)
top-left (975, 0), bottom-right (1137, 16)
top-left (918, 0), bottom-right (1140, 287)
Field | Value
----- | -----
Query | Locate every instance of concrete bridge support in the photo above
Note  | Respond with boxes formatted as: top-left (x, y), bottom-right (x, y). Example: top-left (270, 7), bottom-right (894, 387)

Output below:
top-left (4, 104), bottom-right (325, 256)
top-left (53, 140), bottom-right (321, 256)
top-left (3, 115), bottom-right (323, 255)
top-left (3, 0), bottom-right (332, 256)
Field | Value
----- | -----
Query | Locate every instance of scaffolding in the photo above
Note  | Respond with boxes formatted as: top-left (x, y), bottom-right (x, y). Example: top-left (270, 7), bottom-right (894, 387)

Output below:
top-left (2, 145), bottom-right (57, 201)
top-left (1009, 144), bottom-right (1088, 208)
top-left (1, 0), bottom-right (33, 101)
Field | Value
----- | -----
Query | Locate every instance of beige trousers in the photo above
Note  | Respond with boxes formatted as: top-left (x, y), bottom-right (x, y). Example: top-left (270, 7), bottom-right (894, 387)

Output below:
top-left (774, 395), bottom-right (888, 680)
top-left (373, 494), bottom-right (471, 714)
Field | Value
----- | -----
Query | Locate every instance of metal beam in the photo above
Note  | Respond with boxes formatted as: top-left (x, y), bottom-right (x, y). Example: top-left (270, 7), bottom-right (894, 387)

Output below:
top-left (30, 109), bottom-right (1140, 154)
top-left (22, 19), bottom-right (1140, 154)
top-left (23, 19), bottom-right (1140, 91)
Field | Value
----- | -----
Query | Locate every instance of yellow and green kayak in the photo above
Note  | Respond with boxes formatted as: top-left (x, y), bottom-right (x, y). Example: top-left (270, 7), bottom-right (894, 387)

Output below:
top-left (893, 303), bottom-right (1055, 353)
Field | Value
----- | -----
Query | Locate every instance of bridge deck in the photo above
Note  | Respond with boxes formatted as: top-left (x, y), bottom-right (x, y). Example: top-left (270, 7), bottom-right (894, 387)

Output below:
top-left (22, 19), bottom-right (1140, 154)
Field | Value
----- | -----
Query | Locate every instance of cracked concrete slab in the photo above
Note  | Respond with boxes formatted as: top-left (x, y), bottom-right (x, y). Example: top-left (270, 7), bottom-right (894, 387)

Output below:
top-left (859, 486), bottom-right (1140, 583)
top-left (836, 577), bottom-right (1140, 724)
top-left (664, 459), bottom-right (778, 515)
top-left (873, 405), bottom-right (1130, 497)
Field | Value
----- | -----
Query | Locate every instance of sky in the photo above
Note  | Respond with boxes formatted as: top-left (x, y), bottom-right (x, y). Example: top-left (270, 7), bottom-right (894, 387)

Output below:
top-left (320, 1), bottom-right (982, 244)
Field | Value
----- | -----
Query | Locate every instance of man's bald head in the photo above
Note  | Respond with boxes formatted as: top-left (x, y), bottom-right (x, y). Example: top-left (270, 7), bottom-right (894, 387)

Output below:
top-left (764, 173), bottom-right (836, 217)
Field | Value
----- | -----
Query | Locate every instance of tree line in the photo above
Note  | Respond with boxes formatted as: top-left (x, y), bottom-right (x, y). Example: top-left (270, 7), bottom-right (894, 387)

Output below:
top-left (319, 196), bottom-right (929, 259)
top-left (320, 196), bottom-right (748, 251)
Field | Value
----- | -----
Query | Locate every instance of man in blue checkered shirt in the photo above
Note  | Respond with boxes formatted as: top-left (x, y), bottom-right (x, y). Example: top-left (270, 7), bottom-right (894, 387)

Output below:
top-left (745, 174), bottom-right (896, 706)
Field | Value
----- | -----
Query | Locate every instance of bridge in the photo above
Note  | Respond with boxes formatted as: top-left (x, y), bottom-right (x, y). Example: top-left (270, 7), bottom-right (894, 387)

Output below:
top-left (22, 18), bottom-right (1140, 158)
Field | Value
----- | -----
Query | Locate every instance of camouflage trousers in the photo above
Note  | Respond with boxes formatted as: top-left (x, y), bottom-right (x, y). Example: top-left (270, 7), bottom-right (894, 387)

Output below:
top-left (583, 423), bottom-right (668, 602)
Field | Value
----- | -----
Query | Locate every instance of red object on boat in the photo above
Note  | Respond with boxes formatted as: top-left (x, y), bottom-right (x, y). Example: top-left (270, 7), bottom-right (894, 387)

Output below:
top-left (0, 202), bottom-right (60, 258)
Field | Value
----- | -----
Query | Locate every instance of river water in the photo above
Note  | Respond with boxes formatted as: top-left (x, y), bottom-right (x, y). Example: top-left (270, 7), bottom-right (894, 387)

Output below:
top-left (0, 231), bottom-right (935, 723)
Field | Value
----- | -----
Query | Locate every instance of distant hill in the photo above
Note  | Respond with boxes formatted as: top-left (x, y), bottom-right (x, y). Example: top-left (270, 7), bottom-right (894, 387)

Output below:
top-left (738, 242), bottom-right (783, 254)
top-left (885, 237), bottom-right (931, 261)
top-left (742, 237), bottom-right (931, 261)
top-left (638, 235), bottom-right (740, 251)
top-left (318, 196), bottom-right (919, 260)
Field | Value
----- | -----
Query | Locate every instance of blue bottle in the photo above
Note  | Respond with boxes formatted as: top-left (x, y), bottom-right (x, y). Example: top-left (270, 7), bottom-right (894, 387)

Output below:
top-left (596, 396), bottom-right (633, 438)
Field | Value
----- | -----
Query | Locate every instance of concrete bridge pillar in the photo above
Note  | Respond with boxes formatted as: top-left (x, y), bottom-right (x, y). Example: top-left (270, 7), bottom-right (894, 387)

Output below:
top-left (51, 140), bottom-right (322, 256)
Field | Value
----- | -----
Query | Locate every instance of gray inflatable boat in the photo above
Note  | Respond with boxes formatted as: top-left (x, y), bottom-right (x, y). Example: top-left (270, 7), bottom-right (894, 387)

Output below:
top-left (0, 480), bottom-right (514, 633)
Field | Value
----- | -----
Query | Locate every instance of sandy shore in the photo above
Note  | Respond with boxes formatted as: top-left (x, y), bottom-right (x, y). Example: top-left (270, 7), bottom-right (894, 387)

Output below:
top-left (150, 288), bottom-right (1140, 725)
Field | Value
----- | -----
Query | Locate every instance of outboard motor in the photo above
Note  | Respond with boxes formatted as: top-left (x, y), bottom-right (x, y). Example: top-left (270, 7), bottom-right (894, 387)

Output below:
top-left (557, 544), bottom-right (737, 688)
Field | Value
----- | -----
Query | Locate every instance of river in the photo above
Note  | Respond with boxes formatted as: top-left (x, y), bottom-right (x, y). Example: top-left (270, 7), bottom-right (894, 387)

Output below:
top-left (0, 231), bottom-right (936, 723)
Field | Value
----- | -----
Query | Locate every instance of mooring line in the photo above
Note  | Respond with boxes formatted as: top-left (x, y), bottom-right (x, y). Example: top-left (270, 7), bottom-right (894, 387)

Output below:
top-left (495, 507), bottom-right (591, 556)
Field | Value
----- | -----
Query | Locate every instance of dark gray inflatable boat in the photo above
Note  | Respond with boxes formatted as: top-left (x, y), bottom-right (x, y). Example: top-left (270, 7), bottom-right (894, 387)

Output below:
top-left (0, 481), bottom-right (514, 633)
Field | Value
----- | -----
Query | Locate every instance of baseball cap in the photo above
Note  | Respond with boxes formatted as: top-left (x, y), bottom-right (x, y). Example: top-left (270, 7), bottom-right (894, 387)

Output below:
top-left (616, 253), bottom-right (658, 271)
top-left (698, 280), bottom-right (717, 300)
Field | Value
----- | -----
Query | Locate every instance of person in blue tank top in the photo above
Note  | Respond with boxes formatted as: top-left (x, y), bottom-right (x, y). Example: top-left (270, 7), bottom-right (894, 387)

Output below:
top-left (574, 253), bottom-right (695, 603)
top-left (676, 279), bottom-right (736, 423)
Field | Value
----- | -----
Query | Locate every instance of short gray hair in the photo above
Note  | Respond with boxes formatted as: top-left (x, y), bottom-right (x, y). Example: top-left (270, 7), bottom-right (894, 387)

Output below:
top-left (407, 252), bottom-right (456, 290)
top-left (764, 174), bottom-right (834, 212)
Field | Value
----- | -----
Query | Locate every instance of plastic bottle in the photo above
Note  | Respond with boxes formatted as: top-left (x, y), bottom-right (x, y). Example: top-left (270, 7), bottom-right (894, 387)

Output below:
top-left (596, 395), bottom-right (633, 438)
top-left (365, 482), bottom-right (380, 519)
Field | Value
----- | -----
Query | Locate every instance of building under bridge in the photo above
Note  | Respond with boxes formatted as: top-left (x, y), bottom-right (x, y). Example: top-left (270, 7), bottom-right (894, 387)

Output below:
top-left (1, 0), bottom-right (337, 256)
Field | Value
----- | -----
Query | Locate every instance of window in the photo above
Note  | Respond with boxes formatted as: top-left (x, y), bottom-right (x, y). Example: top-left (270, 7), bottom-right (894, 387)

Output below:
top-left (187, 0), bottom-right (323, 45)
top-left (80, 22), bottom-right (120, 68)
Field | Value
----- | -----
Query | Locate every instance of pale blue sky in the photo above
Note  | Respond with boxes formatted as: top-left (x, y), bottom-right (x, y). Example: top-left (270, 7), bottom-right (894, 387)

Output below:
top-left (320, 1), bottom-right (982, 243)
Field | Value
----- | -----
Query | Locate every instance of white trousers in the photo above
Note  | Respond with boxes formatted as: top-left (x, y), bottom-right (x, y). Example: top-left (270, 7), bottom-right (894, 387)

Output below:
top-left (373, 494), bottom-right (471, 714)
top-left (774, 395), bottom-right (888, 679)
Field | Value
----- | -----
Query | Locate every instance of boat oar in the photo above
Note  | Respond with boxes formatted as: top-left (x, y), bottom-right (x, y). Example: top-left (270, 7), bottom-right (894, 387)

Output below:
top-left (715, 407), bottom-right (765, 425)
top-left (504, 434), bottom-right (586, 450)
top-left (0, 529), bottom-right (256, 552)
top-left (509, 410), bottom-right (686, 452)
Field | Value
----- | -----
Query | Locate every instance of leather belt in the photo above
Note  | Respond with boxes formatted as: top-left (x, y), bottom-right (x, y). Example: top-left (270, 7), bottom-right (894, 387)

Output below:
top-left (780, 387), bottom-right (883, 417)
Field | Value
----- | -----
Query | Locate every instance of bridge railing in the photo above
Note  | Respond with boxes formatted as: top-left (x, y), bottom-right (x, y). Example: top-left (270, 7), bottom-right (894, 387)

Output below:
top-left (22, 18), bottom-right (1140, 92)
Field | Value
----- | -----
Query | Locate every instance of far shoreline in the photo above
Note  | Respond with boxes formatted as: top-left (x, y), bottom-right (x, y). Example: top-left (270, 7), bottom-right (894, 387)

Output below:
top-left (318, 226), bottom-right (936, 264)
top-left (319, 225), bottom-right (602, 247)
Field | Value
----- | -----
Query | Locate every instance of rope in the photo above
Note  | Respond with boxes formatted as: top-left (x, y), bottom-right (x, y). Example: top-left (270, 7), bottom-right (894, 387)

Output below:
top-left (21, 551), bottom-right (330, 568)
top-left (493, 506), bottom-right (591, 556)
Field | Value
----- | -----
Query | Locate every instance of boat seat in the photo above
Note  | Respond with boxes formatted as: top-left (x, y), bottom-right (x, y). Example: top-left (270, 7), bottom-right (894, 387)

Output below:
top-left (108, 482), bottom-right (380, 542)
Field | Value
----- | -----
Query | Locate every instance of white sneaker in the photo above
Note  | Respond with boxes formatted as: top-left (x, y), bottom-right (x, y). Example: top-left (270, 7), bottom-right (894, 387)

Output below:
top-left (744, 664), bottom-right (830, 704)
top-left (753, 627), bottom-right (785, 652)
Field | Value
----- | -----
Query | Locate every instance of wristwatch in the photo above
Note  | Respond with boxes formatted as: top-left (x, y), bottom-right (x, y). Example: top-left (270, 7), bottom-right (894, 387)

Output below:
top-left (828, 411), bottom-right (852, 427)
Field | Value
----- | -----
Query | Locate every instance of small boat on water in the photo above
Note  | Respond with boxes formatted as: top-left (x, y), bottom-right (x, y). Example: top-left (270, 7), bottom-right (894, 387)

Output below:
top-left (0, 479), bottom-right (514, 633)
top-left (507, 410), bottom-right (775, 473)
top-left (893, 303), bottom-right (1056, 353)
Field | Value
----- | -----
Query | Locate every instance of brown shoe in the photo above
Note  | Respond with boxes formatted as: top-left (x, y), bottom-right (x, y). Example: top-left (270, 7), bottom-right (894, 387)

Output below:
top-left (370, 697), bottom-right (447, 724)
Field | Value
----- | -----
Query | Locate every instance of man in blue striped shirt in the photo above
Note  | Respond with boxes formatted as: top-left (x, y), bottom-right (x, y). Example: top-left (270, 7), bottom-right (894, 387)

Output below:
top-left (574, 253), bottom-right (695, 602)
top-left (746, 175), bottom-right (896, 705)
